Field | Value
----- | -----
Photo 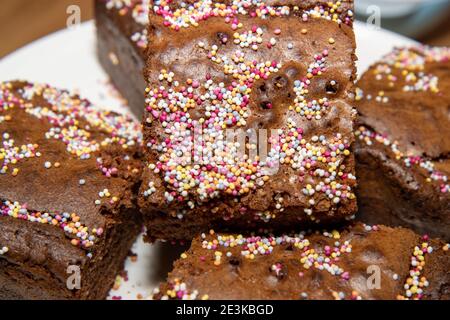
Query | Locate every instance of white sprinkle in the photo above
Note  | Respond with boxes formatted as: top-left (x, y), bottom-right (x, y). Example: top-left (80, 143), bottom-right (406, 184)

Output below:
top-left (79, 179), bottom-right (86, 186)
top-left (44, 161), bottom-right (52, 169)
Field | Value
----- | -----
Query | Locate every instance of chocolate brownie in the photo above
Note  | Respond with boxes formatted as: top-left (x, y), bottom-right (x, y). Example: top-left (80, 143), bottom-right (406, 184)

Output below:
top-left (354, 46), bottom-right (450, 240)
top-left (0, 81), bottom-right (143, 300)
top-left (140, 0), bottom-right (358, 241)
top-left (152, 223), bottom-right (449, 300)
top-left (95, 0), bottom-right (148, 118)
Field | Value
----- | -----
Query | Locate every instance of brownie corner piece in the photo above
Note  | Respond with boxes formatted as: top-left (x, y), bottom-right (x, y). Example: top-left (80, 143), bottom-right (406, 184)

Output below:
top-left (354, 46), bottom-right (450, 240)
top-left (140, 1), bottom-right (358, 241)
top-left (0, 80), bottom-right (143, 299)
top-left (152, 223), bottom-right (450, 300)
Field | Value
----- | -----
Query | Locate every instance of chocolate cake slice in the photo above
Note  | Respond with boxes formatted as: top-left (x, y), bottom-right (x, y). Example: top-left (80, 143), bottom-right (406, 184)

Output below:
top-left (95, 0), bottom-right (148, 118)
top-left (0, 81), bottom-right (142, 300)
top-left (153, 223), bottom-right (449, 300)
top-left (140, 0), bottom-right (358, 241)
top-left (354, 46), bottom-right (450, 240)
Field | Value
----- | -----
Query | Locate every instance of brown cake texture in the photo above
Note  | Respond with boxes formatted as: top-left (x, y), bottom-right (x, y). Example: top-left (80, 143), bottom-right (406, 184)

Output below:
top-left (354, 46), bottom-right (450, 240)
top-left (0, 81), bottom-right (143, 300)
top-left (140, 0), bottom-right (358, 242)
top-left (152, 223), bottom-right (449, 300)
top-left (95, 0), bottom-right (148, 118)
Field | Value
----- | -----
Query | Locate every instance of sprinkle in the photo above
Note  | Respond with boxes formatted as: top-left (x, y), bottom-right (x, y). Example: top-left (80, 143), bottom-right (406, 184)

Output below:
top-left (108, 52), bottom-right (119, 65)
top-left (0, 246), bottom-right (8, 255)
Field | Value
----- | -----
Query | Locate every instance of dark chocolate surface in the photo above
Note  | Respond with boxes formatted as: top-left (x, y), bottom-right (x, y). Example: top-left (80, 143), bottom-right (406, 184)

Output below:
top-left (141, 0), bottom-right (358, 241)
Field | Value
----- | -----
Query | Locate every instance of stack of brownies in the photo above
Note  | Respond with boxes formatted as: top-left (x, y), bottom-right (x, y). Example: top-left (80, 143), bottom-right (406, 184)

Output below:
top-left (0, 0), bottom-right (448, 300)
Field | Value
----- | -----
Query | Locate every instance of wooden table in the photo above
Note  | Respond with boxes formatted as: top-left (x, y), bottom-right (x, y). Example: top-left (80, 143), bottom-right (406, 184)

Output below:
top-left (0, 0), bottom-right (449, 58)
top-left (0, 0), bottom-right (93, 58)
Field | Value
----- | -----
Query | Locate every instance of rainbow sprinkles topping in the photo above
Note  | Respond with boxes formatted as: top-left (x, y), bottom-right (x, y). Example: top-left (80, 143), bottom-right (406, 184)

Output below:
top-left (144, 1), bottom-right (356, 220)
top-left (200, 229), bottom-right (353, 279)
top-left (0, 81), bottom-right (142, 253)
top-left (1, 133), bottom-right (40, 176)
top-left (0, 200), bottom-right (103, 253)
top-left (152, 0), bottom-right (353, 30)
top-left (397, 237), bottom-right (433, 300)
top-left (356, 46), bottom-right (450, 103)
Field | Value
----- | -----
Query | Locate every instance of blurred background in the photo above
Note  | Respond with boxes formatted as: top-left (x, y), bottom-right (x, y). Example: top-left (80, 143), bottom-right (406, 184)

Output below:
top-left (0, 0), bottom-right (450, 58)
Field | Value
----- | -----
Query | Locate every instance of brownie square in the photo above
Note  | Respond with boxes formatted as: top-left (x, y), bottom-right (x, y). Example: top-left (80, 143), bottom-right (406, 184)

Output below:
top-left (95, 0), bottom-right (148, 118)
top-left (354, 46), bottom-right (450, 240)
top-left (152, 223), bottom-right (450, 300)
top-left (140, 0), bottom-right (358, 241)
top-left (0, 81), bottom-right (142, 300)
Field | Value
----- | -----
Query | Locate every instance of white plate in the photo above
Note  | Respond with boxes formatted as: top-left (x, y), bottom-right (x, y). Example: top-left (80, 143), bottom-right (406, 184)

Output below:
top-left (0, 20), bottom-right (416, 300)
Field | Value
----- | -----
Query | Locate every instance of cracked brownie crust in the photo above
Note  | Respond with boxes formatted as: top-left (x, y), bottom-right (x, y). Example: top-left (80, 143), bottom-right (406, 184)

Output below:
top-left (140, 0), bottom-right (358, 241)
